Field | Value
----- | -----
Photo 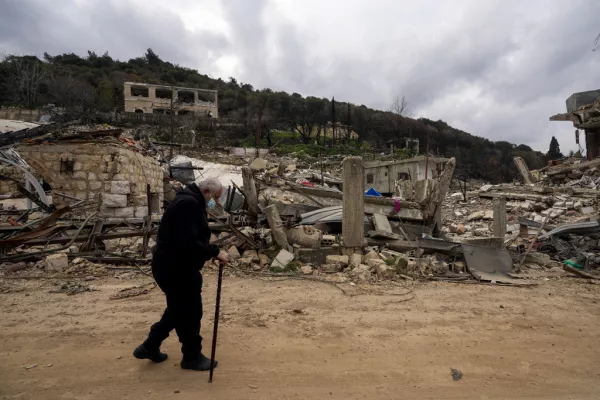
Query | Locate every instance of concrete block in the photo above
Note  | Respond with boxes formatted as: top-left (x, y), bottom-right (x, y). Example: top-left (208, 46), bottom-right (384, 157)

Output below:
top-left (480, 184), bottom-right (494, 192)
top-left (271, 249), bottom-right (295, 269)
top-left (103, 194), bottom-right (127, 208)
top-left (88, 172), bottom-right (97, 180)
top-left (45, 253), bottom-right (68, 273)
top-left (73, 171), bottom-right (87, 179)
top-left (111, 181), bottom-right (131, 194)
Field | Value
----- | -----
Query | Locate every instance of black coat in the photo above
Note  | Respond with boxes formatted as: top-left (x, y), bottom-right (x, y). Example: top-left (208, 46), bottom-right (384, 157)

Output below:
top-left (152, 183), bottom-right (220, 279)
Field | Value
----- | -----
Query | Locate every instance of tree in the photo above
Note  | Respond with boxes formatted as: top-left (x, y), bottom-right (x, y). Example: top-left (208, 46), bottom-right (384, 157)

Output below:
top-left (0, 54), bottom-right (47, 109)
top-left (594, 33), bottom-right (600, 51)
top-left (389, 95), bottom-right (411, 117)
top-left (547, 136), bottom-right (564, 160)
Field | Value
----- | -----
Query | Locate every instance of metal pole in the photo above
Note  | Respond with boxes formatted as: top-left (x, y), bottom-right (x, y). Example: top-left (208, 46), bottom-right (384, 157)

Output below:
top-left (209, 263), bottom-right (225, 383)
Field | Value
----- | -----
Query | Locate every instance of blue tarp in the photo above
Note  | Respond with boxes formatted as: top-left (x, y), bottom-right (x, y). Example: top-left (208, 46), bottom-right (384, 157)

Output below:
top-left (365, 187), bottom-right (381, 196)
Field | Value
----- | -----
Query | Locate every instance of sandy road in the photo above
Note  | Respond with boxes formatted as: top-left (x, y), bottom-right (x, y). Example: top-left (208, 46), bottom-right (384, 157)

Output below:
top-left (1, 272), bottom-right (600, 400)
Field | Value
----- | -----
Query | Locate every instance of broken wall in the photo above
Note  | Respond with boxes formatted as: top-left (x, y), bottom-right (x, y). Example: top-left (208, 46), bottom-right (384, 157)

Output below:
top-left (0, 165), bottom-right (24, 194)
top-left (18, 143), bottom-right (164, 218)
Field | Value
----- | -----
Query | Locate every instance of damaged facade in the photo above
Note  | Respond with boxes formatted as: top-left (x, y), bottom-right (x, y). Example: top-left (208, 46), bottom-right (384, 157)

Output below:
top-left (363, 156), bottom-right (449, 193)
top-left (123, 82), bottom-right (219, 117)
top-left (18, 141), bottom-right (164, 219)
top-left (550, 89), bottom-right (600, 160)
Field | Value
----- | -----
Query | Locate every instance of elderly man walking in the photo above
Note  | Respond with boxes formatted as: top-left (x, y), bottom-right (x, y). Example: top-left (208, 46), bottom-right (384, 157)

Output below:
top-left (133, 178), bottom-right (229, 371)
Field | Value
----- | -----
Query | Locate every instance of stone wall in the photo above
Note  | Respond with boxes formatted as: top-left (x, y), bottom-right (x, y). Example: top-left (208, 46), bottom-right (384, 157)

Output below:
top-left (0, 165), bottom-right (24, 194)
top-left (18, 143), bottom-right (164, 219)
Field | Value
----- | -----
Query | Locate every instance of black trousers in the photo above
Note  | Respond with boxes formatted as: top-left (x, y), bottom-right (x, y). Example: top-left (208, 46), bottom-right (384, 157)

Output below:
top-left (143, 266), bottom-right (203, 362)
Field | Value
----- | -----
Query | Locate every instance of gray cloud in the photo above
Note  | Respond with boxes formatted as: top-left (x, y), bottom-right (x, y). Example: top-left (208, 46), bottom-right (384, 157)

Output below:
top-left (1, 0), bottom-right (599, 154)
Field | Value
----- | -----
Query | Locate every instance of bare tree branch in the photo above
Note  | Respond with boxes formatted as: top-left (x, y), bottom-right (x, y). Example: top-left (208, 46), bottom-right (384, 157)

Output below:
top-left (389, 95), bottom-right (413, 117)
top-left (594, 33), bottom-right (600, 51)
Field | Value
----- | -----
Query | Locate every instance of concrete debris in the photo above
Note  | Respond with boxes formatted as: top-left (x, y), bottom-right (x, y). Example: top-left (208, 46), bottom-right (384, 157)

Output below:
top-left (300, 265), bottom-right (313, 275)
top-left (325, 255), bottom-right (349, 267)
top-left (249, 158), bottom-right (268, 171)
top-left (0, 124), bottom-right (597, 286)
top-left (45, 253), bottom-right (69, 273)
top-left (375, 263), bottom-right (394, 279)
top-left (227, 246), bottom-right (241, 261)
top-left (271, 249), bottom-right (294, 269)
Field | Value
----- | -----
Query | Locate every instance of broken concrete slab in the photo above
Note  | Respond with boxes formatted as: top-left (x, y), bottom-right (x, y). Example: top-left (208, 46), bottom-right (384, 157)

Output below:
top-left (581, 206), bottom-right (595, 215)
top-left (271, 249), bottom-right (294, 269)
top-left (227, 246), bottom-right (241, 261)
top-left (467, 211), bottom-right (486, 221)
top-left (363, 250), bottom-right (379, 261)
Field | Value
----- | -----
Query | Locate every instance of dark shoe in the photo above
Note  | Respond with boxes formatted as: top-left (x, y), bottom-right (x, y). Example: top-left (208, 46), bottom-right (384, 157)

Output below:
top-left (133, 344), bottom-right (168, 363)
top-left (180, 353), bottom-right (217, 371)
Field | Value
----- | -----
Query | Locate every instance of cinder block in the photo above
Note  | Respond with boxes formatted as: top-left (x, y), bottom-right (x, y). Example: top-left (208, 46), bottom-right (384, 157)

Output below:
top-left (76, 181), bottom-right (87, 190)
top-left (88, 172), bottom-right (97, 181)
top-left (73, 172), bottom-right (86, 179)
top-left (73, 162), bottom-right (83, 171)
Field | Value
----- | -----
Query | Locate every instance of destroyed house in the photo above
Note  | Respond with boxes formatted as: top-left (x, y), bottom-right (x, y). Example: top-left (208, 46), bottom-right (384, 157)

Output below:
top-left (550, 89), bottom-right (600, 160)
top-left (17, 139), bottom-right (164, 219)
top-left (123, 82), bottom-right (219, 117)
top-left (363, 156), bottom-right (449, 194)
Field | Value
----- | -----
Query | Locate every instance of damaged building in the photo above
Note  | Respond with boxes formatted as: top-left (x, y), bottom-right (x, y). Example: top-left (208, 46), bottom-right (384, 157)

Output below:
top-left (0, 122), bottom-right (164, 219)
top-left (363, 156), bottom-right (449, 194)
top-left (18, 141), bottom-right (164, 219)
top-left (123, 82), bottom-right (219, 117)
top-left (550, 89), bottom-right (600, 160)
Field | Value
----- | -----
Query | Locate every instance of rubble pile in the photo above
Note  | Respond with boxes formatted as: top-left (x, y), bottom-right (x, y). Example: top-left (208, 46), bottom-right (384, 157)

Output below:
top-left (0, 119), bottom-right (598, 289)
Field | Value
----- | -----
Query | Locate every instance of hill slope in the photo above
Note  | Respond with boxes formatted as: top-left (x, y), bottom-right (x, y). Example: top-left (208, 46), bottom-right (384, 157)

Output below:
top-left (0, 49), bottom-right (547, 182)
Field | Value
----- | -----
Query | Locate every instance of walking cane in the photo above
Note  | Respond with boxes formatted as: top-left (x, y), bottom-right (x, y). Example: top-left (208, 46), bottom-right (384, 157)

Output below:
top-left (209, 262), bottom-right (225, 383)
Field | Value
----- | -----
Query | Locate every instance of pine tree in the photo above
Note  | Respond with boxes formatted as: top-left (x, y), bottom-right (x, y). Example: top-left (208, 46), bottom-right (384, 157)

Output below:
top-left (547, 136), bottom-right (564, 160)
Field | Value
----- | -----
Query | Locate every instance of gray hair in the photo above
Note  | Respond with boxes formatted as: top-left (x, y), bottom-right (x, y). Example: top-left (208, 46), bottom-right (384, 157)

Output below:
top-left (197, 178), bottom-right (223, 196)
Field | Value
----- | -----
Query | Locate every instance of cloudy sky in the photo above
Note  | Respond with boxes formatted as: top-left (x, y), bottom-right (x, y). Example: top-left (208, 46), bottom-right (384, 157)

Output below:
top-left (2, 0), bottom-right (599, 153)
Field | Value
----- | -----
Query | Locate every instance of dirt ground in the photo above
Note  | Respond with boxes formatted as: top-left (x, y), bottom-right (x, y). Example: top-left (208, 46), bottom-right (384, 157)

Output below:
top-left (1, 271), bottom-right (600, 400)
